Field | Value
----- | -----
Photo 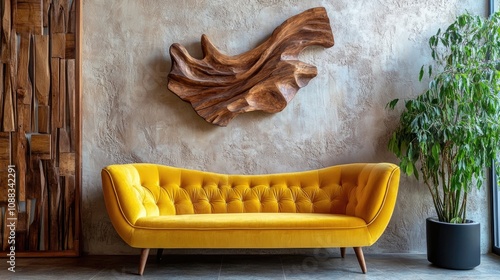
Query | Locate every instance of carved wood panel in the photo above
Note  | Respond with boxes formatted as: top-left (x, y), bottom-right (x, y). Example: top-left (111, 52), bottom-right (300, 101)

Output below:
top-left (168, 7), bottom-right (334, 126)
top-left (0, 0), bottom-right (80, 256)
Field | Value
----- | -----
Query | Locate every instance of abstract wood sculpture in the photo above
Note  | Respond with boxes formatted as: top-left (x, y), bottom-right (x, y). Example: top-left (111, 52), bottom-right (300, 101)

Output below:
top-left (167, 7), bottom-right (334, 126)
top-left (0, 0), bottom-right (81, 256)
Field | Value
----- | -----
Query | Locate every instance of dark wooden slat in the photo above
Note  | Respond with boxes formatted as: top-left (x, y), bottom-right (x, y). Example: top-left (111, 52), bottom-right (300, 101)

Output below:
top-left (42, 167), bottom-right (49, 250)
top-left (64, 176), bottom-right (75, 249)
top-left (0, 65), bottom-right (4, 120)
top-left (0, 132), bottom-right (10, 203)
top-left (17, 212), bottom-right (28, 251)
top-left (28, 157), bottom-right (43, 250)
top-left (50, 58), bottom-right (60, 161)
top-left (45, 160), bottom-right (60, 251)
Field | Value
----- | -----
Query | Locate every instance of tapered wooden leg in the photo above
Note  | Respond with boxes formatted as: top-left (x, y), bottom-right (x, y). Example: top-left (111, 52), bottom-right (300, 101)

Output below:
top-left (353, 247), bottom-right (367, 274)
top-left (156, 248), bottom-right (164, 262)
top-left (340, 247), bottom-right (346, 258)
top-left (139, 248), bottom-right (150, 276)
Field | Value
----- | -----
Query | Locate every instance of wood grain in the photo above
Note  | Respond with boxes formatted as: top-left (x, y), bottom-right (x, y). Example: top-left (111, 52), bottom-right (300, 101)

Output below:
top-left (14, 0), bottom-right (43, 35)
top-left (59, 59), bottom-right (66, 127)
top-left (2, 67), bottom-right (15, 131)
top-left (50, 0), bottom-right (67, 34)
top-left (0, 133), bottom-right (10, 202)
top-left (12, 132), bottom-right (27, 201)
top-left (0, 0), bottom-right (80, 255)
top-left (35, 35), bottom-right (50, 106)
top-left (167, 7), bottom-right (334, 126)
top-left (67, 59), bottom-right (76, 148)
top-left (1, 0), bottom-right (12, 63)
top-left (31, 133), bottom-right (51, 159)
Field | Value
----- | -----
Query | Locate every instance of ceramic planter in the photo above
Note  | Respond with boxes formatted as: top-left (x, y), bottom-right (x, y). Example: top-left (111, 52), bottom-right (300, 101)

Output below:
top-left (426, 217), bottom-right (480, 269)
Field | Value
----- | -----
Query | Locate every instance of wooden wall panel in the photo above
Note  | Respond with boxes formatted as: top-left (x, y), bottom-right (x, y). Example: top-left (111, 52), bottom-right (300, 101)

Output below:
top-left (0, 0), bottom-right (80, 256)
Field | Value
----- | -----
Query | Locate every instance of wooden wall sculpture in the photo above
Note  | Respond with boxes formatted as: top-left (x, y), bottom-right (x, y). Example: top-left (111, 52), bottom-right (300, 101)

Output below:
top-left (0, 0), bottom-right (81, 256)
top-left (167, 7), bottom-right (334, 126)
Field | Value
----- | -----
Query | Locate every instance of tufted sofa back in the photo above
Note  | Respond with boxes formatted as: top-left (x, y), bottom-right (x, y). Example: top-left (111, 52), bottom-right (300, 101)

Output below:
top-left (102, 163), bottom-right (400, 227)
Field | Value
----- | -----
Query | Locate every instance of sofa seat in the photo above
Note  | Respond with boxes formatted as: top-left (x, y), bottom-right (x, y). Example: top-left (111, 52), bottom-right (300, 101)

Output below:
top-left (131, 213), bottom-right (370, 249)
top-left (135, 213), bottom-right (366, 230)
top-left (101, 163), bottom-right (400, 275)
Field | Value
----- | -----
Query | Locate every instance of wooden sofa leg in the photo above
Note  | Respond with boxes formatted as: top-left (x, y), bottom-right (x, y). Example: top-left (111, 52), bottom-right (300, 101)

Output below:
top-left (157, 249), bottom-right (164, 262)
top-left (139, 248), bottom-right (150, 276)
top-left (340, 247), bottom-right (346, 258)
top-left (353, 247), bottom-right (367, 274)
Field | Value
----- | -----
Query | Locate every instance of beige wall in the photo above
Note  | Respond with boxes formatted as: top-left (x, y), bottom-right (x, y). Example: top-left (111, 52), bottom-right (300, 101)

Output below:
top-left (82, 0), bottom-right (490, 254)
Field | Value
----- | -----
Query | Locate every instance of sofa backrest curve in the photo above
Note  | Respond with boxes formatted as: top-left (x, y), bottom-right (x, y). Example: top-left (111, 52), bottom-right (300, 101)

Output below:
top-left (101, 163), bottom-right (399, 226)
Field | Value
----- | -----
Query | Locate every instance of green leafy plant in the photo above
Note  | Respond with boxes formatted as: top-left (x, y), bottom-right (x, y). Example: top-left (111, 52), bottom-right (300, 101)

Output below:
top-left (387, 12), bottom-right (500, 224)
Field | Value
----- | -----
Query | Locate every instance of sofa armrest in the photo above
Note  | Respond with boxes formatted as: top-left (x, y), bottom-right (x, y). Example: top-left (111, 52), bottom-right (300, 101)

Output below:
top-left (101, 165), bottom-right (160, 244)
top-left (344, 163), bottom-right (400, 243)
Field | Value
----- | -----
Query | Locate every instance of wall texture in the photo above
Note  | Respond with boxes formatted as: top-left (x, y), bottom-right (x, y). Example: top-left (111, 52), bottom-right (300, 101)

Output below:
top-left (82, 0), bottom-right (489, 255)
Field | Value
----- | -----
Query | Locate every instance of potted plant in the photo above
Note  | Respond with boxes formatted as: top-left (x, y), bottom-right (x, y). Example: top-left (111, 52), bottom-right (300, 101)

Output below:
top-left (387, 12), bottom-right (500, 269)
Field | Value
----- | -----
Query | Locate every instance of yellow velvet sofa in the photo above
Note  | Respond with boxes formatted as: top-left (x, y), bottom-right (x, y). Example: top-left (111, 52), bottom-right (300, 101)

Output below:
top-left (101, 162), bottom-right (400, 275)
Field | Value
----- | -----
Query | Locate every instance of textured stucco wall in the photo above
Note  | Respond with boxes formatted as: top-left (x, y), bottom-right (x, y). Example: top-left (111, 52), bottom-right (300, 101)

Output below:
top-left (82, 0), bottom-right (490, 255)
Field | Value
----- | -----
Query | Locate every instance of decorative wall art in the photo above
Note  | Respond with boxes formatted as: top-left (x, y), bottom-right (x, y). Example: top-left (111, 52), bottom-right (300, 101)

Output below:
top-left (167, 7), bottom-right (334, 126)
top-left (0, 0), bottom-right (81, 256)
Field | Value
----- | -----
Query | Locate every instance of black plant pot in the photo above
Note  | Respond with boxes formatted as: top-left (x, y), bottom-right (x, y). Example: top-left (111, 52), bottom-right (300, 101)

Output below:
top-left (426, 217), bottom-right (480, 269)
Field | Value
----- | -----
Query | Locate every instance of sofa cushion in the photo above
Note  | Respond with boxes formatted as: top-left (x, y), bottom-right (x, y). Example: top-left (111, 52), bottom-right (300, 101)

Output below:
top-left (134, 213), bottom-right (366, 230)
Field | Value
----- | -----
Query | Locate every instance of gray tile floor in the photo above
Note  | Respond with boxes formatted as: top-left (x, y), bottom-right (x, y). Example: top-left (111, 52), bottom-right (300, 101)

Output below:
top-left (1, 251), bottom-right (499, 279)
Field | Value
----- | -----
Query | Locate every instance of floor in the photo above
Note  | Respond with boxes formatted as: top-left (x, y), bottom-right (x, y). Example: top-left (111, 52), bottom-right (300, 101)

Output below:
top-left (1, 251), bottom-right (499, 279)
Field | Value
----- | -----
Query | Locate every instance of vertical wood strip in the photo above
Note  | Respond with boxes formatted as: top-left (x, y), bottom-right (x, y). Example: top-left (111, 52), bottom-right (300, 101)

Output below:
top-left (42, 169), bottom-right (49, 250)
top-left (0, 65), bottom-right (4, 123)
top-left (38, 105), bottom-right (50, 133)
top-left (73, 0), bottom-right (82, 253)
top-left (64, 176), bottom-right (74, 249)
top-left (17, 33), bottom-right (32, 106)
top-left (13, 132), bottom-right (27, 201)
top-left (66, 59), bottom-right (75, 149)
top-left (2, 67), bottom-right (15, 131)
top-left (28, 157), bottom-right (43, 250)
top-left (46, 160), bottom-right (60, 251)
top-left (43, 0), bottom-right (51, 28)
top-left (68, 0), bottom-right (76, 34)
top-left (58, 59), bottom-right (66, 128)
top-left (50, 58), bottom-right (60, 127)
top-left (0, 133), bottom-right (10, 202)
top-left (1, 0), bottom-right (12, 63)
top-left (35, 35), bottom-right (50, 106)
top-left (50, 0), bottom-right (66, 34)
top-left (50, 58), bottom-right (60, 161)
top-left (0, 207), bottom-right (3, 249)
